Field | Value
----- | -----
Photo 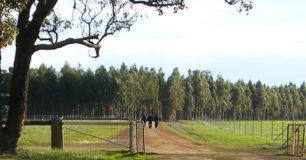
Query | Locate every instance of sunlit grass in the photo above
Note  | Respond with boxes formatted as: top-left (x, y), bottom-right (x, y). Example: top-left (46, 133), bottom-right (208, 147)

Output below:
top-left (19, 120), bottom-right (129, 146)
top-left (0, 148), bottom-right (150, 160)
top-left (165, 120), bottom-right (280, 151)
top-left (207, 120), bottom-right (306, 144)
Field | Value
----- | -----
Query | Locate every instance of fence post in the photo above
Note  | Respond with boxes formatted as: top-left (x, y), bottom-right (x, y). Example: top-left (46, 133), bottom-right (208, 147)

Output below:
top-left (252, 120), bottom-right (254, 136)
top-left (51, 117), bottom-right (63, 149)
top-left (245, 120), bottom-right (247, 135)
top-left (143, 121), bottom-right (146, 154)
top-left (282, 122), bottom-right (284, 142)
top-left (287, 124), bottom-right (289, 155)
top-left (234, 120), bottom-right (236, 132)
top-left (271, 120), bottom-right (274, 140)
top-left (292, 124), bottom-right (296, 155)
top-left (261, 120), bottom-right (263, 137)
top-left (130, 121), bottom-right (137, 154)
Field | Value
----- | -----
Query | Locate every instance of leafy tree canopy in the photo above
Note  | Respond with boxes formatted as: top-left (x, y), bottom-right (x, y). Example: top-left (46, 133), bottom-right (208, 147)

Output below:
top-left (0, 0), bottom-right (28, 48)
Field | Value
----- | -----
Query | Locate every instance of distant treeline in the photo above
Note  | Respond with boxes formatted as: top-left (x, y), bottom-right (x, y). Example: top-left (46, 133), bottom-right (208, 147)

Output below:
top-left (1, 62), bottom-right (306, 121)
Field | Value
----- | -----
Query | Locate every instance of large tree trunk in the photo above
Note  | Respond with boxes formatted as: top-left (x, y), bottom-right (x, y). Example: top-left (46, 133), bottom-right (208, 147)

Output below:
top-left (0, 49), bottom-right (2, 126)
top-left (0, 35), bottom-right (33, 154)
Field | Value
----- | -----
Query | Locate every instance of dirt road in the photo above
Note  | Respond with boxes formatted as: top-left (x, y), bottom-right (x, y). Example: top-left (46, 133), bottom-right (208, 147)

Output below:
top-left (145, 122), bottom-right (215, 154)
top-left (144, 122), bottom-right (298, 160)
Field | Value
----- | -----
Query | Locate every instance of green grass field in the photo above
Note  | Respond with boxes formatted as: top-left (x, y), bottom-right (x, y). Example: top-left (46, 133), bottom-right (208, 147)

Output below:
top-left (0, 149), bottom-right (150, 160)
top-left (165, 120), bottom-right (285, 153)
top-left (19, 120), bottom-right (129, 146)
top-left (207, 120), bottom-right (306, 144)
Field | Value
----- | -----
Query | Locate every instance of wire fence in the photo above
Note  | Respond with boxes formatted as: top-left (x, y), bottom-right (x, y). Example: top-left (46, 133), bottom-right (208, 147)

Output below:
top-left (17, 117), bottom-right (145, 152)
top-left (20, 125), bottom-right (51, 149)
top-left (63, 119), bottom-right (130, 150)
top-left (205, 120), bottom-right (306, 144)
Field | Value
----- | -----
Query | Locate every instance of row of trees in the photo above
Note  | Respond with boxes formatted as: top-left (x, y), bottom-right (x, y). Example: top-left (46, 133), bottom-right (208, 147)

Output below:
top-left (1, 62), bottom-right (305, 121)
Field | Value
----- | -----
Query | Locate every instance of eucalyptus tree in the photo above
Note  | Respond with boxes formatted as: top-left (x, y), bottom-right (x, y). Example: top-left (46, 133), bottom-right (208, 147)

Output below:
top-left (27, 68), bottom-right (40, 115)
top-left (128, 64), bottom-right (141, 119)
top-left (299, 82), bottom-right (306, 120)
top-left (115, 63), bottom-right (131, 117)
top-left (0, 1), bottom-right (28, 124)
top-left (206, 72), bottom-right (217, 119)
top-left (230, 82), bottom-right (244, 120)
top-left (269, 87), bottom-right (280, 120)
top-left (278, 85), bottom-right (289, 120)
top-left (43, 66), bottom-right (58, 114)
top-left (37, 64), bottom-right (58, 115)
top-left (95, 65), bottom-right (110, 116)
top-left (247, 80), bottom-right (257, 119)
top-left (58, 63), bottom-right (81, 115)
top-left (0, 0), bottom-right (26, 128)
top-left (215, 75), bottom-right (231, 120)
top-left (166, 68), bottom-right (185, 120)
top-left (183, 70), bottom-right (194, 120)
top-left (254, 81), bottom-right (269, 120)
top-left (138, 67), bottom-right (160, 117)
top-left (80, 69), bottom-right (98, 116)
top-left (137, 67), bottom-right (146, 116)
top-left (107, 66), bottom-right (119, 116)
top-left (288, 83), bottom-right (302, 120)
top-left (0, 1), bottom-right (27, 71)
top-left (200, 71), bottom-right (212, 118)
top-left (241, 81), bottom-right (252, 120)
top-left (192, 70), bottom-right (210, 118)
top-left (284, 85), bottom-right (294, 120)
top-left (157, 68), bottom-right (167, 119)
top-left (27, 64), bottom-right (58, 115)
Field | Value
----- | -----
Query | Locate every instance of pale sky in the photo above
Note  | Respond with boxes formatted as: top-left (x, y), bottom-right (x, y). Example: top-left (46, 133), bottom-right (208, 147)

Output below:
top-left (2, 0), bottom-right (306, 86)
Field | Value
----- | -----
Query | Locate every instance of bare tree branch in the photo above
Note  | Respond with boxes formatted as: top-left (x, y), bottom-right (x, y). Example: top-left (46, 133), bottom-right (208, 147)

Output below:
top-left (129, 0), bottom-right (184, 7)
top-left (34, 35), bottom-right (100, 53)
top-left (39, 11), bottom-right (72, 45)
top-left (36, 0), bottom-right (185, 59)
top-left (38, 36), bottom-right (53, 43)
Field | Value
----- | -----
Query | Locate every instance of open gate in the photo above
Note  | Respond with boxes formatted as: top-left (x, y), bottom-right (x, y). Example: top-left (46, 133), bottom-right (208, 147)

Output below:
top-left (287, 124), bottom-right (305, 157)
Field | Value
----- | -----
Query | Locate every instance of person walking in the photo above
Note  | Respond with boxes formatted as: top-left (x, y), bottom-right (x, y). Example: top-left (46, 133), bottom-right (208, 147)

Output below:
top-left (148, 115), bottom-right (153, 129)
top-left (154, 114), bottom-right (159, 128)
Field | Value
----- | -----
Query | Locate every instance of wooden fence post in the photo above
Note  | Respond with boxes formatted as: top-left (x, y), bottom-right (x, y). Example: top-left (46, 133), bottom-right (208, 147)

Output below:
top-left (292, 124), bottom-right (296, 155)
top-left (51, 117), bottom-right (63, 149)
top-left (143, 121), bottom-right (146, 154)
top-left (130, 121), bottom-right (137, 153)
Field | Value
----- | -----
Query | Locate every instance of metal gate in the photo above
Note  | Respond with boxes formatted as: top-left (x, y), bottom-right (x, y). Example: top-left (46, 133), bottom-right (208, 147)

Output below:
top-left (287, 124), bottom-right (305, 157)
top-left (62, 119), bottom-right (145, 152)
top-left (63, 119), bottom-right (130, 150)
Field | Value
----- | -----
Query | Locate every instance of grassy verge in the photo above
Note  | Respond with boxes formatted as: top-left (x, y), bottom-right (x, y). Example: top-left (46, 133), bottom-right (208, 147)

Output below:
top-left (0, 148), bottom-right (151, 160)
top-left (164, 120), bottom-right (282, 152)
